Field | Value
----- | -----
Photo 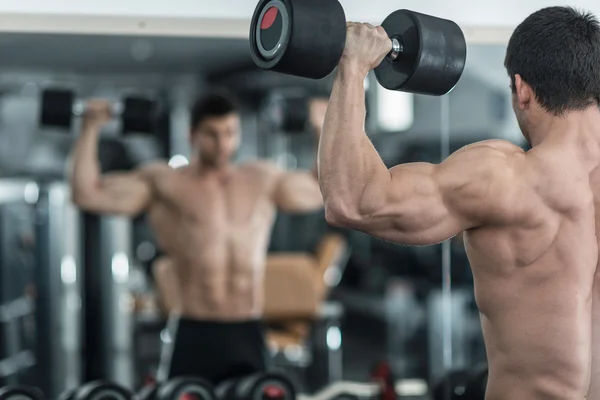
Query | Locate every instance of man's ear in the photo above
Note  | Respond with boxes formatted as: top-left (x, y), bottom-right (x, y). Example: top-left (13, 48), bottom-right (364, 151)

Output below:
top-left (514, 74), bottom-right (532, 110)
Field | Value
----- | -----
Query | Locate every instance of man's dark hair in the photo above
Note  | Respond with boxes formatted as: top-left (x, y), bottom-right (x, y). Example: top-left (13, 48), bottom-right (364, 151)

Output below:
top-left (504, 6), bottom-right (600, 115)
top-left (191, 92), bottom-right (239, 130)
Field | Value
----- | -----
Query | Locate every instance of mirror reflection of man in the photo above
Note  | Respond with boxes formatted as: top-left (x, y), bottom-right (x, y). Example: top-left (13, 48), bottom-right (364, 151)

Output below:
top-left (69, 92), bottom-right (328, 384)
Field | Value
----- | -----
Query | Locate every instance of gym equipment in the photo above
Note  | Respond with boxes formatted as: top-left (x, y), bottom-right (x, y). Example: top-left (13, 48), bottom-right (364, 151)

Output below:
top-left (249, 0), bottom-right (466, 96)
top-left (60, 381), bottom-right (134, 400)
top-left (462, 365), bottom-right (488, 400)
top-left (0, 385), bottom-right (44, 400)
top-left (216, 372), bottom-right (296, 400)
top-left (432, 366), bottom-right (487, 400)
top-left (137, 383), bottom-right (158, 400)
top-left (297, 381), bottom-right (388, 400)
top-left (155, 377), bottom-right (216, 400)
top-left (39, 88), bottom-right (159, 134)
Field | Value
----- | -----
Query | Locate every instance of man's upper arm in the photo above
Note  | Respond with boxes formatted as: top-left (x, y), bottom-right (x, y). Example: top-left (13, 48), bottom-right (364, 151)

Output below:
top-left (347, 141), bottom-right (526, 245)
top-left (252, 161), bottom-right (322, 213)
top-left (74, 165), bottom-right (158, 215)
top-left (272, 167), bottom-right (323, 213)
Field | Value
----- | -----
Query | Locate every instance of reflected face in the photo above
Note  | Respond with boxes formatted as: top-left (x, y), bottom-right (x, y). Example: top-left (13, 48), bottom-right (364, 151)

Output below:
top-left (190, 113), bottom-right (241, 168)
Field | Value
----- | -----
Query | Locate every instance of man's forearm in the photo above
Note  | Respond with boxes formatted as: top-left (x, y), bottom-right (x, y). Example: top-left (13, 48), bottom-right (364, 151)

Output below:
top-left (70, 125), bottom-right (102, 201)
top-left (318, 66), bottom-right (390, 217)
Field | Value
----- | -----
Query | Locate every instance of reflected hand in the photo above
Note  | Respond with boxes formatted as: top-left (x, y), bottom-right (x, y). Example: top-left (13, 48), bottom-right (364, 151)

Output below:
top-left (82, 99), bottom-right (112, 130)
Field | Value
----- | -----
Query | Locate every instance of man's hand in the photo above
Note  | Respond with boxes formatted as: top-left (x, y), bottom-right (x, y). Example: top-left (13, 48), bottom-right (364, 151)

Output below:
top-left (340, 22), bottom-right (392, 76)
top-left (82, 99), bottom-right (112, 131)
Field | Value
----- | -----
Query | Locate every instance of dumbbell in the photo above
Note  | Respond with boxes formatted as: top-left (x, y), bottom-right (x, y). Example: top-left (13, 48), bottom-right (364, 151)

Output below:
top-left (59, 381), bottom-right (134, 400)
top-left (215, 372), bottom-right (296, 400)
top-left (0, 385), bottom-right (44, 400)
top-left (39, 88), bottom-right (160, 134)
top-left (138, 377), bottom-right (216, 400)
top-left (432, 366), bottom-right (487, 400)
top-left (462, 365), bottom-right (488, 400)
top-left (249, 0), bottom-right (467, 96)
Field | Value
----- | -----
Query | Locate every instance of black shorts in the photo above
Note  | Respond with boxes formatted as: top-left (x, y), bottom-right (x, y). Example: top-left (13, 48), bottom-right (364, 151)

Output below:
top-left (158, 316), bottom-right (270, 385)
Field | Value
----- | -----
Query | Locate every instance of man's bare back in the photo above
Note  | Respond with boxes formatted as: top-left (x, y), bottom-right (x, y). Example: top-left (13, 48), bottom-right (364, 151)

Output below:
top-left (586, 169), bottom-right (600, 399)
top-left (317, 7), bottom-right (600, 399)
top-left (463, 140), bottom-right (597, 399)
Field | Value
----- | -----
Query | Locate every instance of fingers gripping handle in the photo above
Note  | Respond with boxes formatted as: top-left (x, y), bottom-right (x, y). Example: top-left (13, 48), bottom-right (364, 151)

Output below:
top-left (387, 37), bottom-right (403, 61)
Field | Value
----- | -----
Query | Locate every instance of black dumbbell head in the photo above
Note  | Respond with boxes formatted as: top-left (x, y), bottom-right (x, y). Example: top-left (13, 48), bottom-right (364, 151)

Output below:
top-left (73, 381), bottom-right (134, 400)
top-left (374, 10), bottom-right (467, 96)
top-left (122, 96), bottom-right (159, 135)
top-left (40, 88), bottom-right (76, 129)
top-left (249, 0), bottom-right (347, 79)
top-left (431, 369), bottom-right (472, 400)
top-left (57, 387), bottom-right (76, 400)
top-left (0, 386), bottom-right (44, 400)
top-left (230, 372), bottom-right (296, 400)
top-left (156, 377), bottom-right (215, 400)
top-left (462, 365), bottom-right (488, 399)
top-left (137, 384), bottom-right (159, 400)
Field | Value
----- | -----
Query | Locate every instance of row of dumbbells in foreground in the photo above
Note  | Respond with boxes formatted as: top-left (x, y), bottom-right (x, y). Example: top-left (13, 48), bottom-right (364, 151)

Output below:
top-left (0, 369), bottom-right (420, 400)
top-left (0, 372), bottom-right (298, 400)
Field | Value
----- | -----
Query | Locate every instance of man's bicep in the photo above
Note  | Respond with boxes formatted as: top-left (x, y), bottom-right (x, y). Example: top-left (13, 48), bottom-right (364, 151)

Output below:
top-left (91, 171), bottom-right (152, 215)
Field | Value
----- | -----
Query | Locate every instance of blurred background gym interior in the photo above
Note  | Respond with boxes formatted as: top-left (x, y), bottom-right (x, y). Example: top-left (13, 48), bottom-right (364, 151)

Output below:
top-left (0, 1), bottom-right (595, 400)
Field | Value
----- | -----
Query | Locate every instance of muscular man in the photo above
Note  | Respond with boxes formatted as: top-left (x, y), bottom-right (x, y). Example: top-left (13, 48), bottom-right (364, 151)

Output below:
top-left (69, 92), bottom-right (325, 384)
top-left (318, 7), bottom-right (600, 400)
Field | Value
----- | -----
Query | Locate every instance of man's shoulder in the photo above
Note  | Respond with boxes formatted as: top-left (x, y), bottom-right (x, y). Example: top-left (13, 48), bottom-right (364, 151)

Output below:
top-left (240, 160), bottom-right (284, 176)
top-left (136, 160), bottom-right (172, 178)
top-left (459, 139), bottom-right (525, 158)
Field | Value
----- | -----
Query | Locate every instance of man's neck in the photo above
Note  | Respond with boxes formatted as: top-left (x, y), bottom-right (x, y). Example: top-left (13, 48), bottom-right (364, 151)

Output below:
top-left (190, 159), bottom-right (233, 177)
top-left (532, 107), bottom-right (600, 166)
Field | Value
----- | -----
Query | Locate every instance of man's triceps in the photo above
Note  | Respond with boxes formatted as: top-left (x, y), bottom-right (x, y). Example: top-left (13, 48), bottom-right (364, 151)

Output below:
top-left (95, 171), bottom-right (152, 215)
top-left (346, 162), bottom-right (464, 245)
top-left (368, 145), bottom-right (517, 244)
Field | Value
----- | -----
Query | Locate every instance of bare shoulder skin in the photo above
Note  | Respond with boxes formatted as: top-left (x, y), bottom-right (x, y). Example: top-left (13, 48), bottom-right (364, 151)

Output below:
top-left (245, 160), bottom-right (323, 213)
top-left (319, 23), bottom-right (600, 399)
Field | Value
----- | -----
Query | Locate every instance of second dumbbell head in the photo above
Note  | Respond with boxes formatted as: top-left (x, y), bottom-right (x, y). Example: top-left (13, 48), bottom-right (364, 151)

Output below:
top-left (249, 0), bottom-right (347, 80)
top-left (216, 372), bottom-right (296, 400)
top-left (0, 385), bottom-right (44, 400)
top-left (374, 10), bottom-right (466, 95)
